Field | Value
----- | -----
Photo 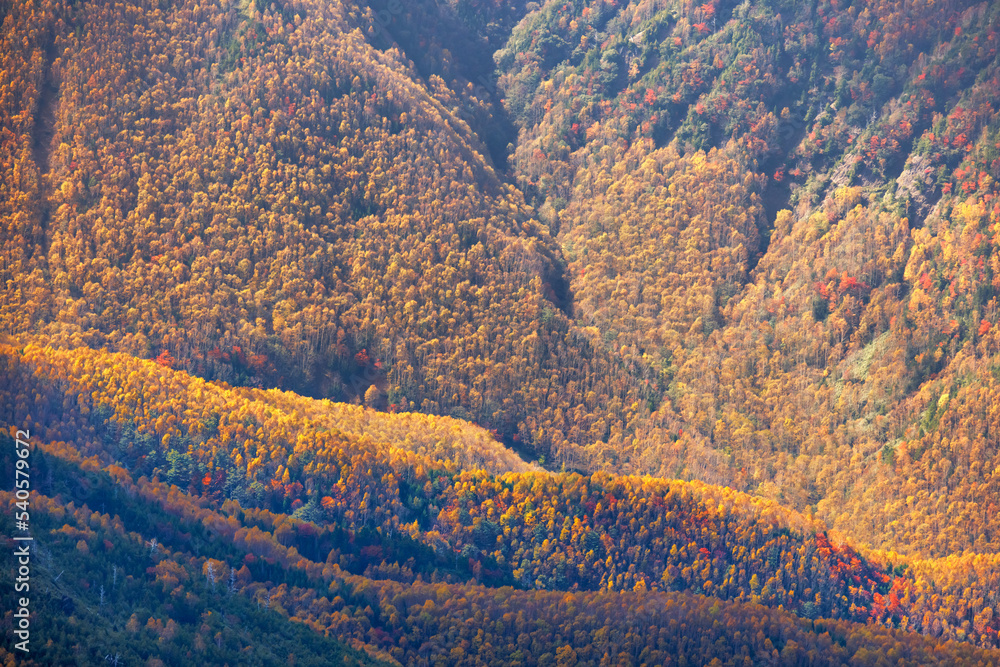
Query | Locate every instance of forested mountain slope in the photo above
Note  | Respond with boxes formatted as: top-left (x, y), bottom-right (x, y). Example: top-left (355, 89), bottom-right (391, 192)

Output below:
top-left (5, 343), bottom-right (1000, 663)
top-left (0, 0), bottom-right (656, 471)
top-left (3, 0), bottom-right (1000, 663)
top-left (496, 0), bottom-right (1000, 557)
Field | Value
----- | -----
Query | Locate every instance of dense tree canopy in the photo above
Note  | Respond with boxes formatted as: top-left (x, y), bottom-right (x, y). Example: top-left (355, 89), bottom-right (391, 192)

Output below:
top-left (3, 0), bottom-right (1000, 662)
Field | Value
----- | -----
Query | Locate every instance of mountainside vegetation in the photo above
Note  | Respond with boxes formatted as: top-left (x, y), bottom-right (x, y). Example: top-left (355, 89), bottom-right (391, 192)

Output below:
top-left (496, 0), bottom-right (1000, 559)
top-left (5, 343), bottom-right (1000, 664)
top-left (3, 0), bottom-right (1000, 663)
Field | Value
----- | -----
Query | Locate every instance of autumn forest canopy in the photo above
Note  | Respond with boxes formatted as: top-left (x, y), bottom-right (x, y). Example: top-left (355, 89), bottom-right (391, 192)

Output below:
top-left (3, 0), bottom-right (1000, 664)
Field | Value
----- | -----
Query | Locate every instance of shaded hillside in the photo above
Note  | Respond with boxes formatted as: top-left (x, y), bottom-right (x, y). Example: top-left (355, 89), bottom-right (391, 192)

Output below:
top-left (6, 452), bottom-right (1000, 665)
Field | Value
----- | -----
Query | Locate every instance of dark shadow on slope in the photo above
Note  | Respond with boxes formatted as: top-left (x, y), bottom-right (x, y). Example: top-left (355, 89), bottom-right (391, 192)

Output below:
top-left (755, 176), bottom-right (792, 271)
top-left (365, 0), bottom-right (522, 175)
top-left (542, 258), bottom-right (574, 316)
top-left (31, 41), bottom-right (57, 181)
top-left (29, 33), bottom-right (59, 260)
